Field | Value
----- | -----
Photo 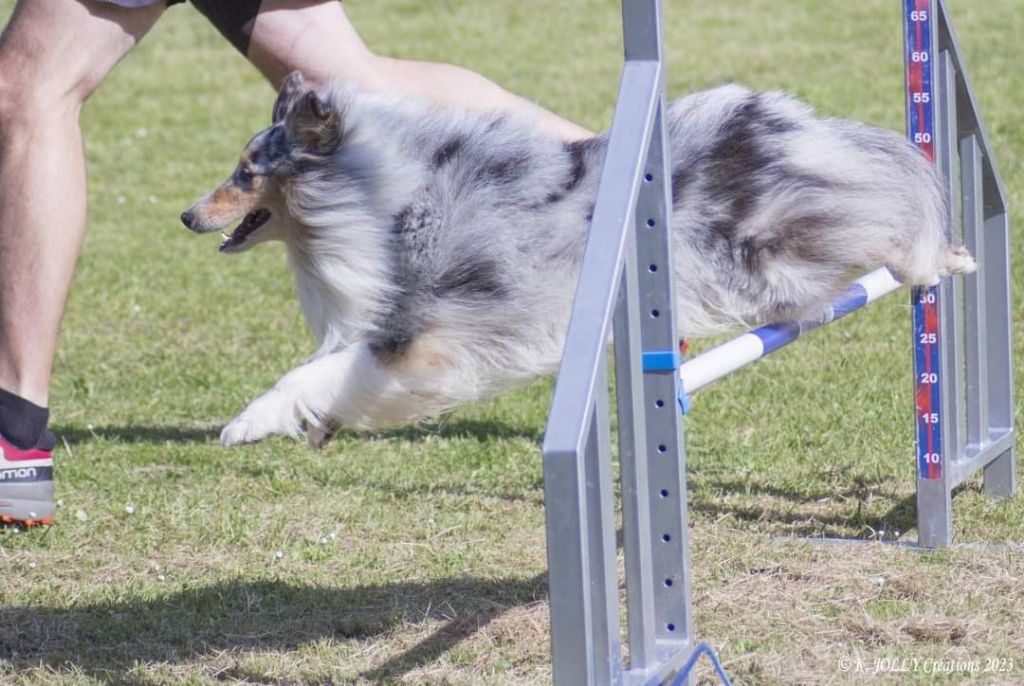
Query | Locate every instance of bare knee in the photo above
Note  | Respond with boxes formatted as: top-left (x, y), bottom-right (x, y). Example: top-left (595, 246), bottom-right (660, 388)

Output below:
top-left (0, 68), bottom-right (83, 132)
top-left (0, 30), bottom-right (126, 125)
top-left (0, 0), bottom-right (161, 126)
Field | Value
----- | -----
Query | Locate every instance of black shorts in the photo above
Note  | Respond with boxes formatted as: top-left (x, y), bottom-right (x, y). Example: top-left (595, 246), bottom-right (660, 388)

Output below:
top-left (179, 0), bottom-right (262, 56)
top-left (104, 0), bottom-right (263, 56)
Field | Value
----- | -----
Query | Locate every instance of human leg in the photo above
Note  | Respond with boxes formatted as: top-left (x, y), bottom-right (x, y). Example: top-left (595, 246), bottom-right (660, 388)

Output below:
top-left (0, 0), bottom-right (165, 406)
top-left (0, 0), bottom-right (165, 522)
top-left (210, 0), bottom-right (592, 140)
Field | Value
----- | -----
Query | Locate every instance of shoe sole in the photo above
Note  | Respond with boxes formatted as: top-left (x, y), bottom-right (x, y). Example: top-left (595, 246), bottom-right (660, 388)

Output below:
top-left (0, 480), bottom-right (54, 526)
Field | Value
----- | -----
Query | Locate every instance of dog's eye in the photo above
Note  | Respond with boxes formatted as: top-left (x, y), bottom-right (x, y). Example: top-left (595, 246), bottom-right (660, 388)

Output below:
top-left (237, 166), bottom-right (254, 183)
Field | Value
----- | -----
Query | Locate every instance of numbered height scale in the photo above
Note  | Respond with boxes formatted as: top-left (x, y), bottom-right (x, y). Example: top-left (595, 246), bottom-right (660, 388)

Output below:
top-left (905, 0), bottom-right (942, 481)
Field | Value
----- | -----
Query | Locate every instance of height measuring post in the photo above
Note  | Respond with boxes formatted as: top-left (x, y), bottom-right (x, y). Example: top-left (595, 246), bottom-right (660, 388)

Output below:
top-left (905, 0), bottom-right (950, 545)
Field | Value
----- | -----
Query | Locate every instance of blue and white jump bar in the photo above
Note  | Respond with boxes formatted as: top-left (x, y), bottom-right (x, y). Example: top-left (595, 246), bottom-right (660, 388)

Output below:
top-left (678, 268), bottom-right (901, 396)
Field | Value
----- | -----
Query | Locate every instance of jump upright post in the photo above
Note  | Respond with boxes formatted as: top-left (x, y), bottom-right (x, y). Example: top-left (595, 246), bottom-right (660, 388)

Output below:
top-left (542, 1), bottom-right (1012, 683)
top-left (541, 0), bottom-right (726, 683)
top-left (676, 0), bottom-right (1014, 549)
top-left (673, 0), bottom-right (1014, 549)
top-left (904, 0), bottom-right (1015, 548)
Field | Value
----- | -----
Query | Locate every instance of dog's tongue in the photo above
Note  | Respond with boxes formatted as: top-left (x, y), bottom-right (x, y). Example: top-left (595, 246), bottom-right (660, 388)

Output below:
top-left (219, 209), bottom-right (270, 252)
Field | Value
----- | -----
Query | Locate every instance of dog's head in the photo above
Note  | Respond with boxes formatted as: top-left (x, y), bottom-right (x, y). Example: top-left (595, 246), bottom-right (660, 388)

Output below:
top-left (180, 71), bottom-right (345, 253)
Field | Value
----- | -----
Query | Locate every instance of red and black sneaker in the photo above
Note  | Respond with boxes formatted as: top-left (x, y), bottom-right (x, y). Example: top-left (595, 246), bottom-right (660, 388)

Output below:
top-left (0, 429), bottom-right (54, 526)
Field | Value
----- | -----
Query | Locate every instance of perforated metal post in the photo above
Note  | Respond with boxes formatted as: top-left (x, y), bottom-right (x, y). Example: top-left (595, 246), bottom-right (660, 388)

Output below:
top-left (543, 0), bottom-right (720, 683)
top-left (612, 101), bottom-right (696, 684)
top-left (616, 1), bottom-right (694, 680)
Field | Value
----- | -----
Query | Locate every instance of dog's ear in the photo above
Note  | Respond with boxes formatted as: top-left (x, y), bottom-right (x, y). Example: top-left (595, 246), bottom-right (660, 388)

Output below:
top-left (287, 89), bottom-right (344, 154)
top-left (272, 71), bottom-right (306, 124)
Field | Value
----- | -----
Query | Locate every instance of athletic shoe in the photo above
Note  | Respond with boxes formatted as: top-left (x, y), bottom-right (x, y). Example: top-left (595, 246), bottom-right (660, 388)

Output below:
top-left (0, 429), bottom-right (54, 526)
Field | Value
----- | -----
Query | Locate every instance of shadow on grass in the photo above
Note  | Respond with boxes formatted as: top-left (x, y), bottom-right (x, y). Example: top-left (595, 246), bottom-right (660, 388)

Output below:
top-left (303, 474), bottom-right (545, 505)
top-left (0, 574), bottom-right (547, 684)
top-left (690, 494), bottom-right (918, 539)
top-left (688, 470), bottom-right (921, 539)
top-left (338, 417), bottom-right (544, 443)
top-left (51, 417), bottom-right (543, 447)
top-left (52, 424), bottom-right (222, 445)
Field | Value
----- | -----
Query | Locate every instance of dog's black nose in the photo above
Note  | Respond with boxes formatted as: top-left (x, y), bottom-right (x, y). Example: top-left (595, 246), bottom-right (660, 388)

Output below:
top-left (180, 211), bottom-right (195, 229)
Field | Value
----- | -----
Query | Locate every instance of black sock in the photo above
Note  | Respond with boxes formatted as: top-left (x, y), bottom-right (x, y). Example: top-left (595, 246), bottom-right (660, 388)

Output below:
top-left (0, 387), bottom-right (49, 450)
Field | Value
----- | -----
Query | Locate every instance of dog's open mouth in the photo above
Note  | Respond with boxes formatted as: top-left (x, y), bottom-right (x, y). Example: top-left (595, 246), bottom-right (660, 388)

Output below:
top-left (219, 209), bottom-right (271, 252)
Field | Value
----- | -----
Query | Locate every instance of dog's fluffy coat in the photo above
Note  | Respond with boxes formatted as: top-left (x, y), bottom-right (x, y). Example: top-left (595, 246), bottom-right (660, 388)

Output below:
top-left (183, 73), bottom-right (973, 446)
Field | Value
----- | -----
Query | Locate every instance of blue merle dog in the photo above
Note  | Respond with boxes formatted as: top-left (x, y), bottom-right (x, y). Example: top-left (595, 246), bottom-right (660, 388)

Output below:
top-left (182, 71), bottom-right (974, 447)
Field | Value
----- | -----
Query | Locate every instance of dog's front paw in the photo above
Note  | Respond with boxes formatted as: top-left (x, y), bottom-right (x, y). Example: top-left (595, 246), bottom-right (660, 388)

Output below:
top-left (221, 415), bottom-right (271, 447)
top-left (221, 391), bottom-right (299, 447)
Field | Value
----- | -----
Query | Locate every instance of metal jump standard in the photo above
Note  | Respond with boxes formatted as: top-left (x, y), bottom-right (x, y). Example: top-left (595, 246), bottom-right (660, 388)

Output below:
top-left (541, 0), bottom-right (1013, 684)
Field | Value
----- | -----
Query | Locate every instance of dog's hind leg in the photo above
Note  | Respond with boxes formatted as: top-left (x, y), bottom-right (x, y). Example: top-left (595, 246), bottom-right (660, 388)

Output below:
top-left (939, 244), bottom-right (977, 277)
top-left (886, 241), bottom-right (977, 287)
top-left (306, 420), bottom-right (339, 450)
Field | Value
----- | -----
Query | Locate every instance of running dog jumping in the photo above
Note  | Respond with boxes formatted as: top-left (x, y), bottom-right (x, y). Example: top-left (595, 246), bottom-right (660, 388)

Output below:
top-left (182, 72), bottom-right (974, 447)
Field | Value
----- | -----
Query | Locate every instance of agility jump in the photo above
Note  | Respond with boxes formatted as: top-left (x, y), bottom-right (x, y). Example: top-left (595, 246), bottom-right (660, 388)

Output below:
top-left (541, 0), bottom-right (1013, 684)
top-left (675, 0), bottom-right (1014, 551)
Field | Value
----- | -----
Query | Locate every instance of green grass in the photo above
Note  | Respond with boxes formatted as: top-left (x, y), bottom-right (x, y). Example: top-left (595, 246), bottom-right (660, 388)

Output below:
top-left (1, 1), bottom-right (1023, 684)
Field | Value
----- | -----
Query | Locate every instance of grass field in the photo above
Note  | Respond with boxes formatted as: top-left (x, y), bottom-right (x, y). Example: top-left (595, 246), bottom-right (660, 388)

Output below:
top-left (1, 1), bottom-right (1023, 684)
